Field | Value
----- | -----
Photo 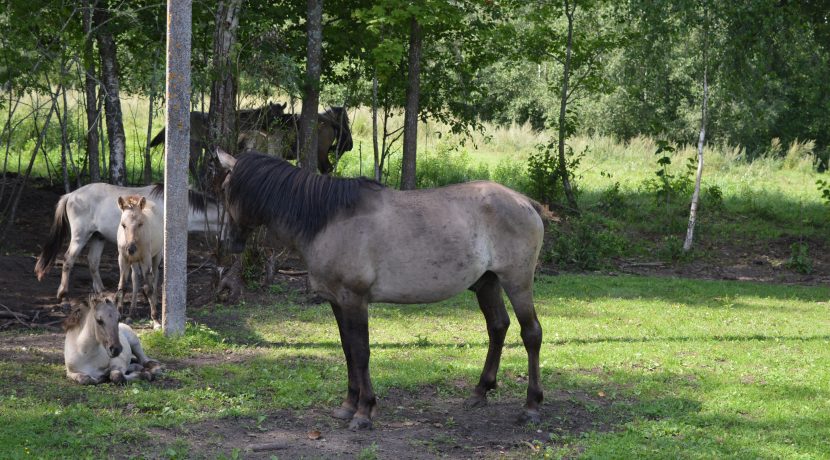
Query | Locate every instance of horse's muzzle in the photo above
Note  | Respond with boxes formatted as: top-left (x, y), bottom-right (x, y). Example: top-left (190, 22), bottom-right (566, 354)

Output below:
top-left (109, 344), bottom-right (123, 358)
top-left (127, 243), bottom-right (137, 256)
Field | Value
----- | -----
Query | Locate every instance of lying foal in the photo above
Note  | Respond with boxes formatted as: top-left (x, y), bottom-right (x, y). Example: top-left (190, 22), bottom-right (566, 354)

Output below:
top-left (63, 295), bottom-right (162, 385)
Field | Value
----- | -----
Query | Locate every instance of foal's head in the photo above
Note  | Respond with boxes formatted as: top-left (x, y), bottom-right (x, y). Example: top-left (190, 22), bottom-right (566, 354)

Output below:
top-left (64, 295), bottom-right (122, 358)
top-left (91, 296), bottom-right (122, 357)
top-left (117, 195), bottom-right (148, 257)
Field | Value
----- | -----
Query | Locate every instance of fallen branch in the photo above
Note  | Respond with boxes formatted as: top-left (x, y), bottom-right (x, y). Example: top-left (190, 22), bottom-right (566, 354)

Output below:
top-left (278, 269), bottom-right (307, 276)
top-left (249, 442), bottom-right (289, 452)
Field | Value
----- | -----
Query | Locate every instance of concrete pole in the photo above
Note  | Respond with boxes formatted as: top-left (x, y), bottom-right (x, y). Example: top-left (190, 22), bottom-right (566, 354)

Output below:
top-left (162, 0), bottom-right (191, 336)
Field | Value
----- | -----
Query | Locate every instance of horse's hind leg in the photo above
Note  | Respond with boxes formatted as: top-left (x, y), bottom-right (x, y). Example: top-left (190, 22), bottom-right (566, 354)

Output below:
top-left (466, 272), bottom-right (510, 409)
top-left (86, 236), bottom-right (106, 293)
top-left (57, 233), bottom-right (92, 300)
top-left (502, 279), bottom-right (543, 424)
top-left (330, 302), bottom-right (359, 421)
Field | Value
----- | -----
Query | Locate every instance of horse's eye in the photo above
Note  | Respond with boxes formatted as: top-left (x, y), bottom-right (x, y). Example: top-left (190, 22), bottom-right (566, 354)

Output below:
top-left (96, 319), bottom-right (104, 325)
top-left (121, 224), bottom-right (126, 228)
top-left (138, 223), bottom-right (143, 227)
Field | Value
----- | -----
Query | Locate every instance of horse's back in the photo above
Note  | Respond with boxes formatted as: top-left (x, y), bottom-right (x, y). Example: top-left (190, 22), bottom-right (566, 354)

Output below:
top-left (309, 181), bottom-right (543, 304)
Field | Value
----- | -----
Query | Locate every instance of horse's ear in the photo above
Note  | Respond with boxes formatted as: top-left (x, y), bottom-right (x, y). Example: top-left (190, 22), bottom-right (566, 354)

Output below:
top-left (217, 148), bottom-right (237, 171)
top-left (86, 293), bottom-right (98, 310)
top-left (138, 196), bottom-right (146, 210)
top-left (117, 196), bottom-right (127, 210)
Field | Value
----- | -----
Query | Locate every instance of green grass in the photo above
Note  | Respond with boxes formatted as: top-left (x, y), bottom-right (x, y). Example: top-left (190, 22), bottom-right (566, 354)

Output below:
top-left (1, 274), bottom-right (829, 458)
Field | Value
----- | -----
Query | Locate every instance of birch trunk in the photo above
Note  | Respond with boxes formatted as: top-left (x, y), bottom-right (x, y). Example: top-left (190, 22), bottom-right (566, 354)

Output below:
top-left (683, 11), bottom-right (709, 252)
top-left (94, 1), bottom-right (127, 186)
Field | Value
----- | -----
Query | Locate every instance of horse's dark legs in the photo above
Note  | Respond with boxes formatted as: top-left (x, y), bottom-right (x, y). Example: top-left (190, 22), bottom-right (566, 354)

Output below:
top-left (466, 274), bottom-right (510, 408)
top-left (342, 302), bottom-right (376, 430)
top-left (330, 302), bottom-right (359, 420)
top-left (503, 284), bottom-right (544, 423)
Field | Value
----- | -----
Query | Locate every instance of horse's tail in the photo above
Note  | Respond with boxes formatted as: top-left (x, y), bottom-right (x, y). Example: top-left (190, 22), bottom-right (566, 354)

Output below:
top-left (149, 128), bottom-right (165, 147)
top-left (35, 194), bottom-right (70, 281)
top-left (528, 198), bottom-right (557, 230)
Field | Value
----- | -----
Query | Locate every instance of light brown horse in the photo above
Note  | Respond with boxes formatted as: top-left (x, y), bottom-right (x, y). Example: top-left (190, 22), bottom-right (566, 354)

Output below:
top-left (216, 149), bottom-right (545, 430)
top-left (63, 295), bottom-right (162, 385)
top-left (116, 195), bottom-right (163, 328)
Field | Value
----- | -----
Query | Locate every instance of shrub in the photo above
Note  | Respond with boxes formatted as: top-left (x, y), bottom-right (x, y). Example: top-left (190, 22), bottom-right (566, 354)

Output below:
top-left (545, 212), bottom-right (626, 270)
top-left (785, 242), bottom-right (813, 274)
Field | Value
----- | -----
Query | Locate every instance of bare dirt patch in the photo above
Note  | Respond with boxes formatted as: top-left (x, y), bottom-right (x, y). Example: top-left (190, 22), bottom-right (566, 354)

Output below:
top-left (136, 385), bottom-right (621, 459)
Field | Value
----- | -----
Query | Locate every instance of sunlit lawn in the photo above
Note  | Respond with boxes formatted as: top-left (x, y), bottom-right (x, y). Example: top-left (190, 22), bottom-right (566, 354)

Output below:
top-left (1, 274), bottom-right (828, 458)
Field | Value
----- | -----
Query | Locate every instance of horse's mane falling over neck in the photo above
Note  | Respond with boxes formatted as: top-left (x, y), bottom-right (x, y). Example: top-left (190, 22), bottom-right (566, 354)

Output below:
top-left (227, 152), bottom-right (382, 241)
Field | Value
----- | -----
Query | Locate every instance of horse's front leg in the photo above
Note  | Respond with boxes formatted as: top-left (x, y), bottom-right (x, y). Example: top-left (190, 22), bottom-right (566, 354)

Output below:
top-left (129, 263), bottom-right (141, 320)
top-left (66, 370), bottom-right (100, 385)
top-left (115, 254), bottom-right (130, 315)
top-left (330, 302), bottom-right (359, 421)
top-left (143, 255), bottom-right (162, 330)
top-left (340, 299), bottom-right (375, 430)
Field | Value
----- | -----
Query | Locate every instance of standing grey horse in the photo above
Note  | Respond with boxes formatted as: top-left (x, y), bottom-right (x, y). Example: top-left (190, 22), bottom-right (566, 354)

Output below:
top-left (216, 149), bottom-right (545, 430)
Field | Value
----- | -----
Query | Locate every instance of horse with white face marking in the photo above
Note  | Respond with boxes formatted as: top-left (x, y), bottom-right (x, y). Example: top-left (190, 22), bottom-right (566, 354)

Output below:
top-left (116, 195), bottom-right (163, 328)
top-left (63, 295), bottom-right (162, 385)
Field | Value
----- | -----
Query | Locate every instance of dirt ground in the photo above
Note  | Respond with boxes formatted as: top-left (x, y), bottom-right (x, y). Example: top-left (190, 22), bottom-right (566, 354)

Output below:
top-left (0, 178), bottom-right (827, 458)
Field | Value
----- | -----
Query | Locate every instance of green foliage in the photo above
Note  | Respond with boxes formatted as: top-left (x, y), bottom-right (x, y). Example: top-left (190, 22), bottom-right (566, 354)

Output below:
top-left (785, 242), bottom-right (813, 275)
top-left (546, 213), bottom-right (626, 270)
top-left (527, 141), bottom-right (583, 207)
top-left (640, 141), bottom-right (695, 209)
top-left (704, 185), bottom-right (724, 212)
top-left (817, 179), bottom-right (830, 208)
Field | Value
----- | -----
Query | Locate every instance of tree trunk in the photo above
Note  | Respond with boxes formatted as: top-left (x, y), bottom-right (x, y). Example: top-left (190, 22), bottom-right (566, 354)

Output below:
top-left (371, 69), bottom-right (380, 181)
top-left (162, 0), bottom-right (192, 336)
top-left (556, 0), bottom-right (579, 213)
top-left (684, 9), bottom-right (709, 252)
top-left (210, 0), bottom-right (244, 298)
top-left (401, 17), bottom-right (423, 191)
top-left (144, 59), bottom-right (160, 185)
top-left (94, 1), bottom-right (127, 186)
top-left (208, 0), bottom-right (242, 155)
top-left (83, 0), bottom-right (101, 183)
top-left (0, 90), bottom-right (59, 246)
top-left (299, 0), bottom-right (322, 171)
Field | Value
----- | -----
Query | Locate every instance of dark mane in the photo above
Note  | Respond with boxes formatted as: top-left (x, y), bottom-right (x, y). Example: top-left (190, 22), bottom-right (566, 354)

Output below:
top-left (150, 183), bottom-right (215, 213)
top-left (228, 151), bottom-right (382, 240)
top-left (321, 107), bottom-right (353, 154)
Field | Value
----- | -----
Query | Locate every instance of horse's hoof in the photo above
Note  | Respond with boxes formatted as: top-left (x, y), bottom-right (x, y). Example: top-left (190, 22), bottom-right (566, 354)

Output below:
top-left (516, 409), bottom-right (542, 425)
top-left (464, 395), bottom-right (488, 409)
top-left (348, 416), bottom-right (373, 431)
top-left (144, 360), bottom-right (163, 374)
top-left (140, 370), bottom-right (155, 381)
top-left (110, 370), bottom-right (126, 385)
top-left (152, 320), bottom-right (162, 331)
top-left (331, 406), bottom-right (356, 420)
top-left (77, 375), bottom-right (98, 385)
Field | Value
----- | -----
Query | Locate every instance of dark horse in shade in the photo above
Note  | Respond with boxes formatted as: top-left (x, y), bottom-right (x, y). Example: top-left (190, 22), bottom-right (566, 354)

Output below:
top-left (216, 149), bottom-right (546, 430)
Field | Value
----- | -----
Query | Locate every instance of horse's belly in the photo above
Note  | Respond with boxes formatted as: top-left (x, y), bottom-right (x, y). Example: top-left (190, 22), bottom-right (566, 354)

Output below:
top-left (369, 263), bottom-right (485, 304)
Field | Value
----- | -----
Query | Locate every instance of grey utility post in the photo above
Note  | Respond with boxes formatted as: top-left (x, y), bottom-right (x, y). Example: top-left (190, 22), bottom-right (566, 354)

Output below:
top-left (162, 0), bottom-right (192, 336)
